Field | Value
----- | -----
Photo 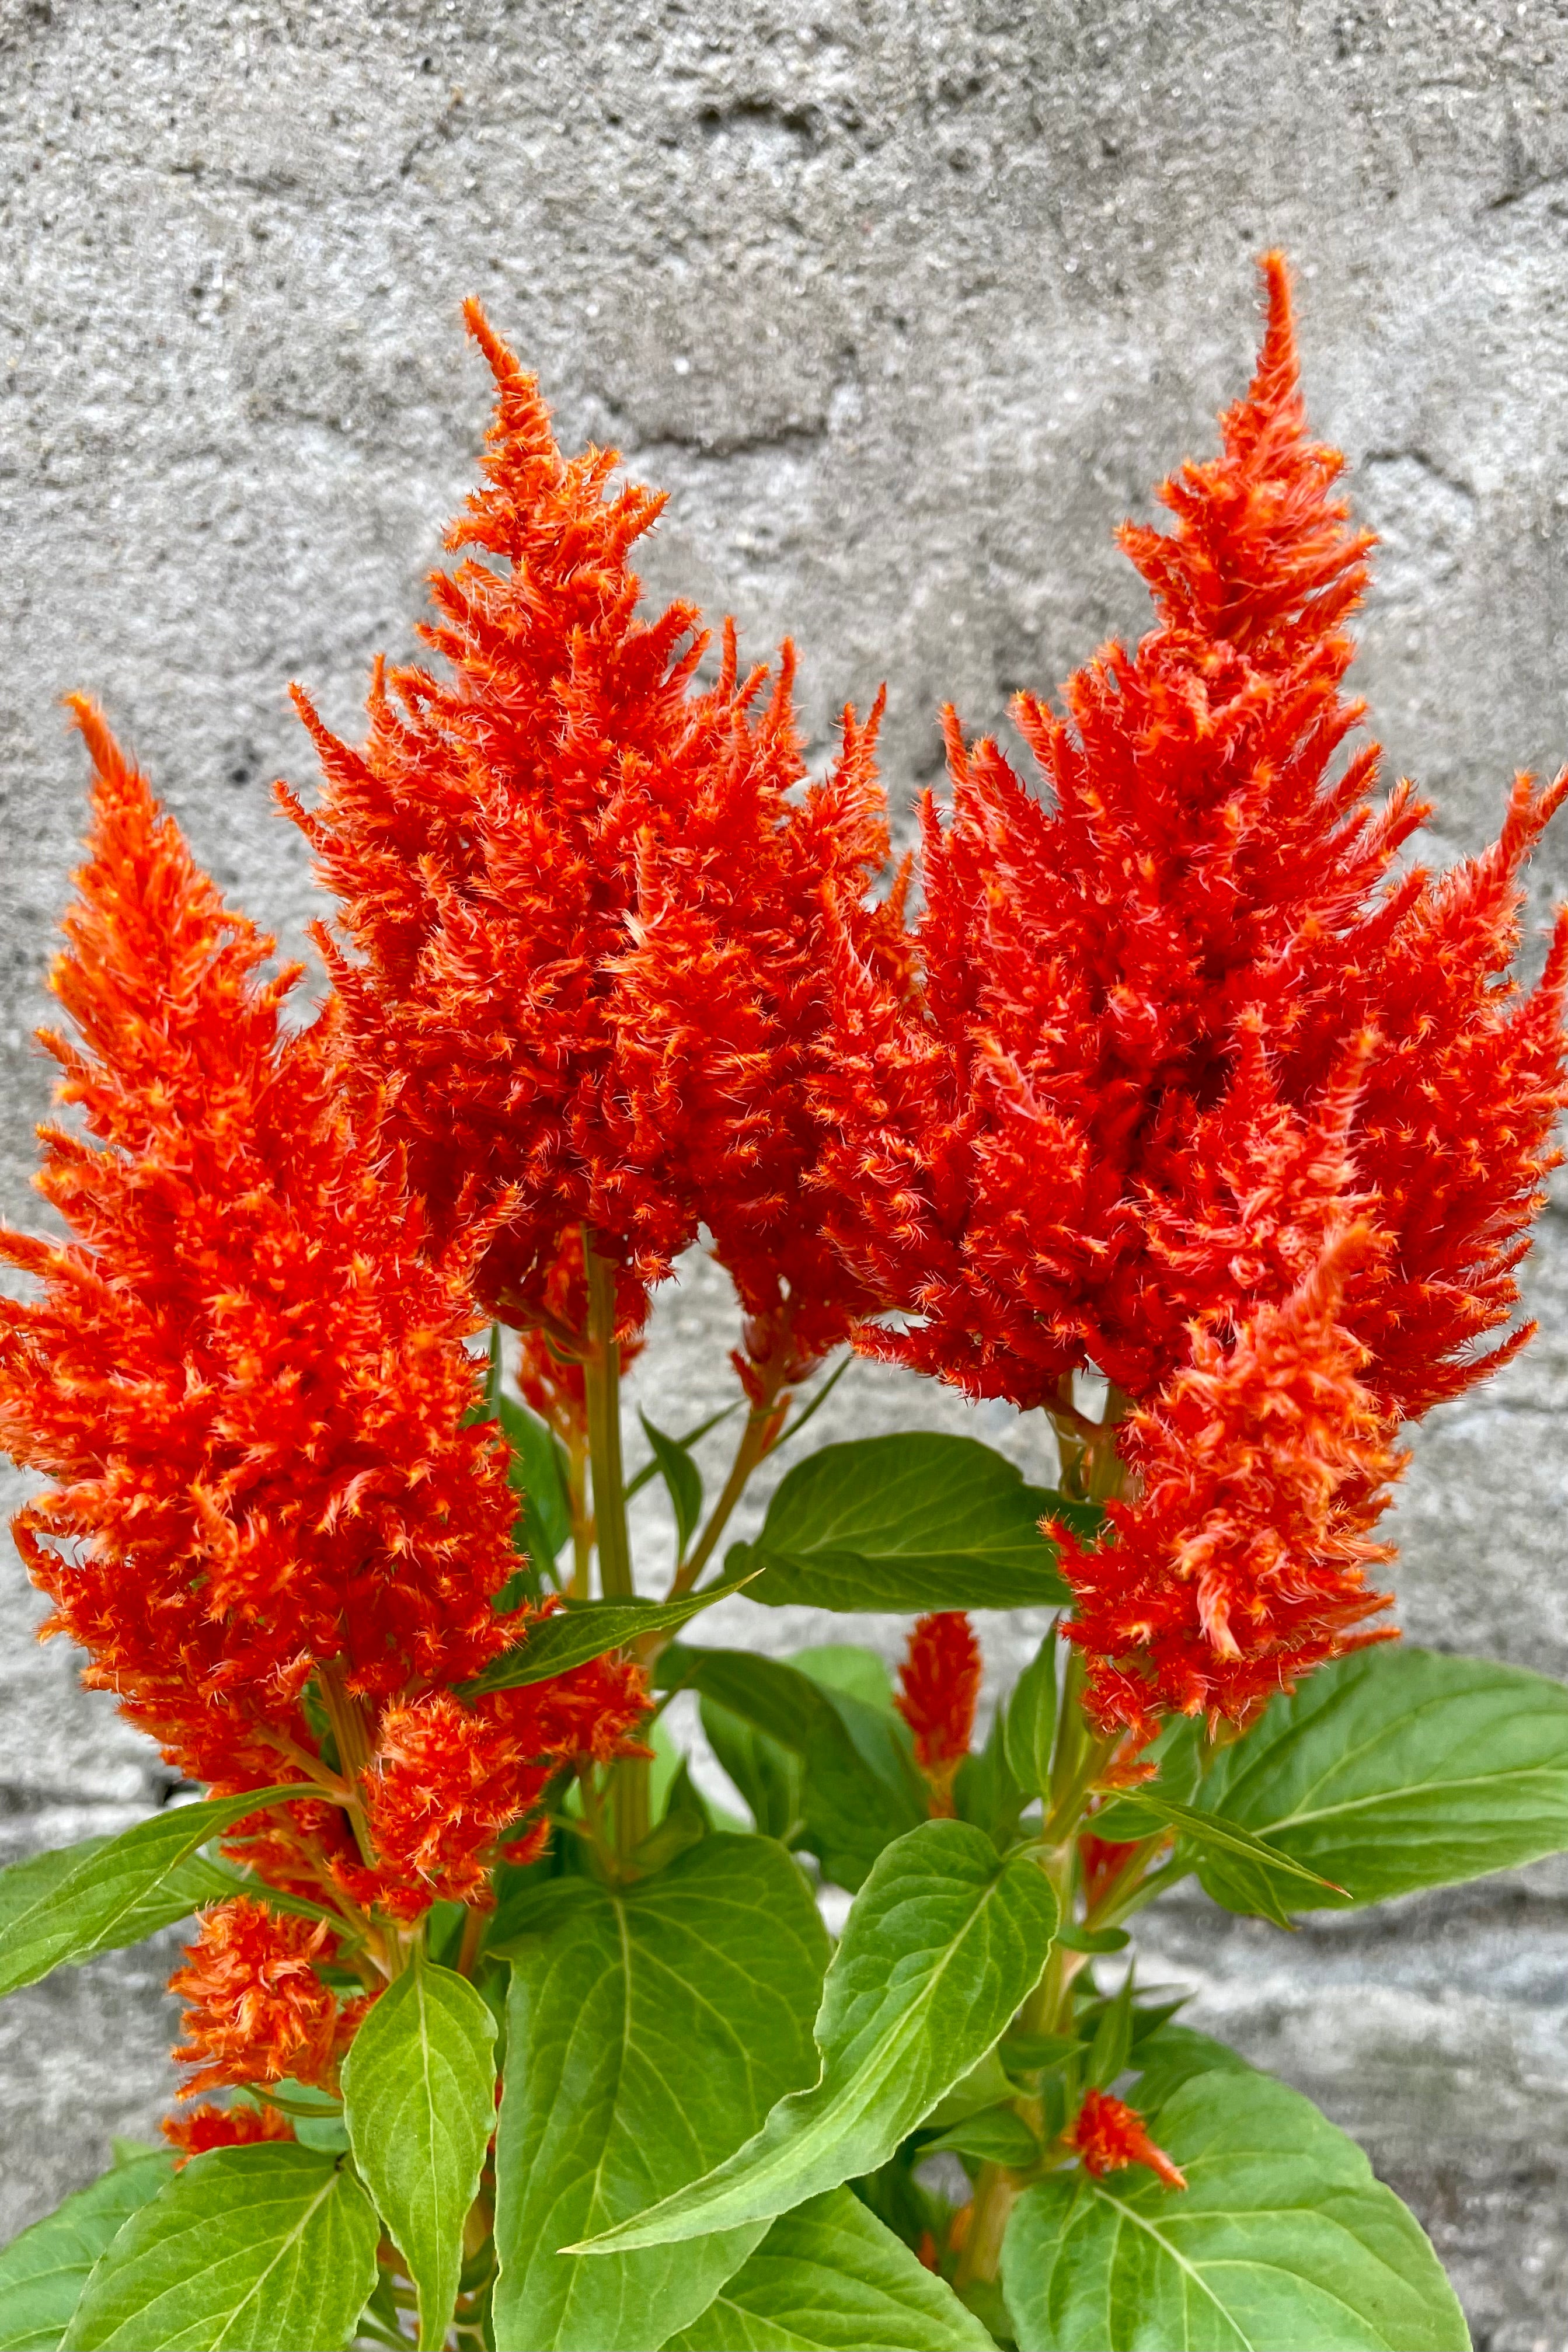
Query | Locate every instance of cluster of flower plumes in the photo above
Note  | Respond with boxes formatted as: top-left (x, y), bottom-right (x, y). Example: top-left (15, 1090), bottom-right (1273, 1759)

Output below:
top-left (819, 255), bottom-right (1568, 1737)
top-left (0, 256), bottom-right (1563, 2135)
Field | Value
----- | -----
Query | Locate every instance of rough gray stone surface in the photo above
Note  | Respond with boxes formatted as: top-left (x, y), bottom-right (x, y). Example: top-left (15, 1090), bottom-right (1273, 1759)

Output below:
top-left (4, 1), bottom-right (1568, 2340)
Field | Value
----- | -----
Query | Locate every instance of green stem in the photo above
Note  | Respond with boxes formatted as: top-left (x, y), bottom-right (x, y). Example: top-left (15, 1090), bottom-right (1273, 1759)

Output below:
top-left (582, 1234), bottom-right (647, 1863)
top-left (583, 1239), bottom-right (633, 1602)
top-left (957, 1402), bottom-right (1134, 2287)
top-left (669, 1395), bottom-right (785, 1598)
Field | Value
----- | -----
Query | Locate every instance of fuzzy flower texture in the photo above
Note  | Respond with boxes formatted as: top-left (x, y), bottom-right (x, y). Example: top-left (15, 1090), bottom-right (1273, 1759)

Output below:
top-left (0, 259), bottom-right (1563, 2128)
top-left (822, 254), bottom-right (1568, 1739)
top-left (0, 705), bottom-right (646, 2106)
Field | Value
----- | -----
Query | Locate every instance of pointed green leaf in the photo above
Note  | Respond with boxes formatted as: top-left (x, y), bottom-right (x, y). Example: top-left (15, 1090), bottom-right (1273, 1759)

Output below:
top-left (0, 1788), bottom-right (304, 1997)
top-left (1100, 1789), bottom-right (1344, 1925)
top-left (640, 1410), bottom-right (705, 1557)
top-left (62, 2145), bottom-right (379, 2352)
top-left (462, 1579), bottom-right (757, 1698)
top-left (0, 2155), bottom-right (175, 2352)
top-left (492, 1837), bottom-right (828, 2352)
top-left (1193, 1646), bottom-right (1568, 1915)
top-left (496, 1393), bottom-right (572, 1558)
top-left (700, 1697), bottom-right (806, 1844)
top-left (660, 1648), bottom-right (925, 1891)
top-left (1002, 2066), bottom-right (1468, 2351)
top-left (921, 2104), bottom-right (1041, 2167)
top-left (340, 1952), bottom-right (497, 2351)
top-left (663, 2187), bottom-right (998, 2351)
top-left (625, 1403), bottom-right (738, 1500)
top-left (573, 1818), bottom-right (1058, 2253)
top-left (1004, 1637), bottom-right (1059, 1801)
top-left (727, 1434), bottom-right (1086, 1611)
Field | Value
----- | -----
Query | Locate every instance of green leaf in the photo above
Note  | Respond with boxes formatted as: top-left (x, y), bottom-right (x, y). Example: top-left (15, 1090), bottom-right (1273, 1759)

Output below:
top-left (0, 2155), bottom-right (175, 2352)
top-left (0, 1788), bottom-right (303, 1998)
top-left (1004, 1637), bottom-right (1059, 1802)
top-left (1002, 2066), bottom-right (1468, 2351)
top-left (1192, 1646), bottom-right (1568, 1915)
top-left (922, 2104), bottom-right (1041, 2166)
top-left (1128, 2025), bottom-right (1255, 2114)
top-left (1053, 1922), bottom-right (1129, 1953)
top-left (771, 1353), bottom-right (853, 1452)
top-left (640, 1410), bottom-right (705, 1559)
top-left (661, 1649), bottom-right (925, 1890)
top-left (921, 2048), bottom-right (1017, 2131)
top-left (340, 1952), bottom-right (497, 2352)
top-left (571, 1818), bottom-right (1059, 2253)
top-left (956, 1703), bottom-right (1029, 1851)
top-left (625, 1402), bottom-right (738, 1500)
top-left (663, 2187), bottom-right (998, 2351)
top-left (699, 1698), bottom-right (806, 1844)
top-left (1099, 1790), bottom-right (1344, 1928)
top-left (1084, 1965), bottom-right (1135, 2090)
top-left (62, 2145), bottom-right (379, 2352)
top-left (792, 1646), bottom-right (894, 1712)
top-left (462, 1580), bottom-right (757, 1698)
top-left (496, 1393), bottom-right (572, 1567)
top-left (492, 1836), bottom-right (828, 2352)
top-left (726, 1434), bottom-right (1086, 1612)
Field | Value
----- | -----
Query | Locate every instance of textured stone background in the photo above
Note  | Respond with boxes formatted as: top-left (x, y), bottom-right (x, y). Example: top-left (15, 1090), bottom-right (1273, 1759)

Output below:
top-left (4, 0), bottom-right (1568, 2341)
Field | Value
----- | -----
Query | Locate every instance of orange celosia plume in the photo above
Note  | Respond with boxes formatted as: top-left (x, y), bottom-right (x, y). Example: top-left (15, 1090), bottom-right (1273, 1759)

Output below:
top-left (1071, 2087), bottom-right (1187, 2191)
top-left (0, 709), bottom-right (645, 1915)
top-left (820, 255), bottom-right (1568, 1736)
top-left (284, 304), bottom-right (902, 1392)
top-left (169, 1898), bottom-right (366, 2096)
top-left (161, 2100), bottom-right (297, 2166)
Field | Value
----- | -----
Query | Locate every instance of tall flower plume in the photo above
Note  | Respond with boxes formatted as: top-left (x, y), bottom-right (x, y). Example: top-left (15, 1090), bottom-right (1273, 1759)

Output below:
top-left (820, 254), bottom-right (1567, 1734)
top-left (895, 1611), bottom-right (982, 1813)
top-left (0, 709), bottom-right (642, 1913)
top-left (285, 303), bottom-right (902, 1389)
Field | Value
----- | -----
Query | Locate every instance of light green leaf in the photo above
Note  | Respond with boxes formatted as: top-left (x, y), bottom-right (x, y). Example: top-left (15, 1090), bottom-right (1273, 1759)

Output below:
top-left (340, 1953), bottom-right (497, 2351)
top-left (62, 2145), bottom-right (379, 2352)
top-left (496, 1393), bottom-right (573, 1573)
top-left (792, 1646), bottom-right (894, 1713)
top-left (1193, 1646), bottom-right (1568, 1915)
top-left (492, 1837), bottom-right (828, 2352)
top-left (0, 2155), bottom-right (175, 2352)
top-left (625, 1403), bottom-right (738, 1500)
top-left (921, 2104), bottom-right (1041, 2166)
top-left (662, 1648), bottom-right (925, 1890)
top-left (573, 1818), bottom-right (1058, 2253)
top-left (640, 1410), bottom-right (704, 1558)
top-left (700, 1698), bottom-right (806, 1844)
top-left (727, 1434), bottom-right (1086, 1611)
top-left (1004, 1637), bottom-right (1059, 1802)
top-left (1002, 2067), bottom-right (1469, 2351)
top-left (0, 1788), bottom-right (303, 1998)
top-left (663, 2187), bottom-right (997, 2351)
top-left (1098, 1789), bottom-right (1344, 1927)
top-left (462, 1579), bottom-right (757, 1698)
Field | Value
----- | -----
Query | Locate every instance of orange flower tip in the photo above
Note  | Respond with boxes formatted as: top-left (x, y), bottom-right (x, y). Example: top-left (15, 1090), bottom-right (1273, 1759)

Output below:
top-left (1071, 2088), bottom-right (1187, 2192)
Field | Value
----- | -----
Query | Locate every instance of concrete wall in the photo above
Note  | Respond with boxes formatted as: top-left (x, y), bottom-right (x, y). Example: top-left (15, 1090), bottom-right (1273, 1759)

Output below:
top-left (4, 2), bottom-right (1567, 2340)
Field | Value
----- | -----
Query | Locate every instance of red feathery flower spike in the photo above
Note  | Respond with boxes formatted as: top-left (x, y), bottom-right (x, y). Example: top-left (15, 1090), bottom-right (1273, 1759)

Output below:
top-left (895, 1611), bottom-right (982, 1811)
top-left (285, 304), bottom-right (900, 1391)
top-left (820, 254), bottom-right (1568, 1736)
top-left (1071, 2087), bottom-right (1187, 2191)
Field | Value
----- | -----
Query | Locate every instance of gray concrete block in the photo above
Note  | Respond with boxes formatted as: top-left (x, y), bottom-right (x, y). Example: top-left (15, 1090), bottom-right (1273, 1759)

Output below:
top-left (4, 1), bottom-right (1568, 2336)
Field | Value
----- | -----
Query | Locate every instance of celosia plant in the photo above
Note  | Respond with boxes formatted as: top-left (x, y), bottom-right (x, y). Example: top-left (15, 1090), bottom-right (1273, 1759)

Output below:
top-left (0, 261), bottom-right (1562, 2352)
